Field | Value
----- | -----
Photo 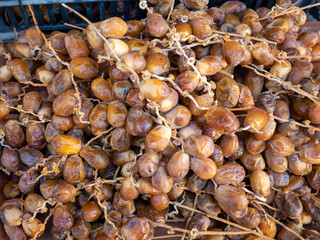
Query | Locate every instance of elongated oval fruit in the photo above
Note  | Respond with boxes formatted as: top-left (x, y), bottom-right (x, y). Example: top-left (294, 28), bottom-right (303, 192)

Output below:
top-left (51, 135), bottom-right (82, 155)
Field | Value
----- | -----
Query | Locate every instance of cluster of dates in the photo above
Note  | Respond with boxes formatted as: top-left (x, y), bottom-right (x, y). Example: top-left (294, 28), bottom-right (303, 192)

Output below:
top-left (0, 0), bottom-right (320, 239)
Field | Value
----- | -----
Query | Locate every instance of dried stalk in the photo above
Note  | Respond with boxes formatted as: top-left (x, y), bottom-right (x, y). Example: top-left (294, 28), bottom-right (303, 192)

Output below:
top-left (31, 202), bottom-right (62, 240)
top-left (161, 39), bottom-right (223, 51)
top-left (170, 201), bottom-right (274, 240)
top-left (243, 64), bottom-right (318, 103)
top-left (149, 220), bottom-right (190, 234)
top-left (279, 55), bottom-right (312, 60)
top-left (22, 155), bottom-right (57, 175)
top-left (85, 127), bottom-right (115, 147)
top-left (198, 230), bottom-right (256, 236)
top-left (29, 198), bottom-right (53, 221)
top-left (252, 200), bottom-right (279, 212)
top-left (96, 193), bottom-right (122, 239)
top-left (28, 156), bottom-right (67, 184)
top-left (0, 129), bottom-right (17, 150)
top-left (64, 23), bottom-right (85, 31)
top-left (167, 0), bottom-right (175, 21)
top-left (152, 235), bottom-right (184, 239)
top-left (180, 193), bottom-right (199, 240)
top-left (1, 100), bottom-right (49, 123)
top-left (242, 187), bottom-right (267, 202)
top-left (259, 2), bottom-right (320, 20)
top-left (211, 29), bottom-right (277, 45)
top-left (218, 69), bottom-right (234, 78)
top-left (142, 71), bottom-right (210, 111)
top-left (271, 115), bottom-right (320, 133)
top-left (150, 220), bottom-right (263, 238)
top-left (266, 213), bottom-right (304, 240)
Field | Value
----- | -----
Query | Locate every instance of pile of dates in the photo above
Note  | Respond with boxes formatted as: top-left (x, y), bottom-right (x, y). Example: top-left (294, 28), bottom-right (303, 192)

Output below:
top-left (0, 0), bottom-right (320, 239)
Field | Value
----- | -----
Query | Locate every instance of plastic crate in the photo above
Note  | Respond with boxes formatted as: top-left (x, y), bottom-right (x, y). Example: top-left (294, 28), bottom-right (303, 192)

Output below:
top-left (0, 0), bottom-right (318, 43)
